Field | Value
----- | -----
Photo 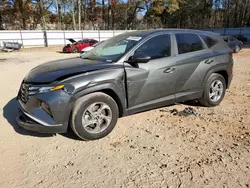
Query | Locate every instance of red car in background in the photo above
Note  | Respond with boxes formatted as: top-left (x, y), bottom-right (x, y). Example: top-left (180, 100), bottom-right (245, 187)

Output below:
top-left (63, 38), bottom-right (98, 53)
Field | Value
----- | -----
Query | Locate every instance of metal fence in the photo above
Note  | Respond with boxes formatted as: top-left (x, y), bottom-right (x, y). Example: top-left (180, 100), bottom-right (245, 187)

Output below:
top-left (204, 27), bottom-right (250, 40)
top-left (0, 30), bottom-right (130, 48)
top-left (0, 28), bottom-right (250, 48)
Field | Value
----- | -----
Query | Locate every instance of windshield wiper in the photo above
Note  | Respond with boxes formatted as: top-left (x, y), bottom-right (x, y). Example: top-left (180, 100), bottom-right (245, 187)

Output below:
top-left (81, 57), bottom-right (95, 60)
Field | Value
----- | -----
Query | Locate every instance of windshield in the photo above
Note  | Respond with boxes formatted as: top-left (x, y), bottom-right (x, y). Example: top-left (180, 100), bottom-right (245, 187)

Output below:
top-left (82, 33), bottom-right (143, 62)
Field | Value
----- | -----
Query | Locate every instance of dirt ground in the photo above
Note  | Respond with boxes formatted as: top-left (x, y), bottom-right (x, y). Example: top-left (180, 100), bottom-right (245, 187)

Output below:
top-left (0, 47), bottom-right (249, 188)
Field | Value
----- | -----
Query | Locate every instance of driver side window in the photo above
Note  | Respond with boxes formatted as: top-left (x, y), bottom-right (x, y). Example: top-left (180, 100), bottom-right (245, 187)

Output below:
top-left (135, 34), bottom-right (171, 59)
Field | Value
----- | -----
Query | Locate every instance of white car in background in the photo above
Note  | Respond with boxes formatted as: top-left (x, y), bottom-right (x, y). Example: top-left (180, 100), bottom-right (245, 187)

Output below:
top-left (80, 41), bottom-right (105, 58)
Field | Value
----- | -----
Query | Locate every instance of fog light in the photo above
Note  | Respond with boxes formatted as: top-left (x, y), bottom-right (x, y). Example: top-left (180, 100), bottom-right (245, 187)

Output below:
top-left (41, 101), bottom-right (52, 116)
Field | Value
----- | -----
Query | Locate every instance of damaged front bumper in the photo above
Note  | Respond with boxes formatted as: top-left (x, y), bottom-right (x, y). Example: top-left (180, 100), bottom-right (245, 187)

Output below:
top-left (16, 86), bottom-right (72, 133)
top-left (17, 104), bottom-right (67, 133)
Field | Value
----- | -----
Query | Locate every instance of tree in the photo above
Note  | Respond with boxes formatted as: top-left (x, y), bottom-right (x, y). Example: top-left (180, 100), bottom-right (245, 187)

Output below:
top-left (72, 0), bottom-right (76, 30)
top-left (78, 0), bottom-right (80, 29)
top-left (101, 0), bottom-right (105, 29)
top-left (57, 0), bottom-right (62, 29)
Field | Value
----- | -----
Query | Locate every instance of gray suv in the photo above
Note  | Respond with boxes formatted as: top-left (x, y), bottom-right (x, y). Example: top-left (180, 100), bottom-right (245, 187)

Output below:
top-left (17, 29), bottom-right (233, 140)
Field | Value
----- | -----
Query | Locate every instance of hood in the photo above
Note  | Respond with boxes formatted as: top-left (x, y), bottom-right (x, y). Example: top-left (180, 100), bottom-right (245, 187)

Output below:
top-left (24, 58), bottom-right (121, 84)
top-left (67, 38), bottom-right (76, 43)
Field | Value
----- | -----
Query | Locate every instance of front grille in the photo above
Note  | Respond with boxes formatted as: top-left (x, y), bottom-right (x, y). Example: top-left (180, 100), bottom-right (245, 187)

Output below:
top-left (19, 83), bottom-right (29, 103)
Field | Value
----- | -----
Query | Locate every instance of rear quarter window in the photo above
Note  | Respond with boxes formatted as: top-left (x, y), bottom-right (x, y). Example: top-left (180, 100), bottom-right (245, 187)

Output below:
top-left (200, 35), bottom-right (218, 48)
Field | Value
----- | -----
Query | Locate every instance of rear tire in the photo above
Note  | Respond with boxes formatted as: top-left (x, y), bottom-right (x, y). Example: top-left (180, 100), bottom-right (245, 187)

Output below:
top-left (71, 92), bottom-right (119, 140)
top-left (199, 73), bottom-right (226, 107)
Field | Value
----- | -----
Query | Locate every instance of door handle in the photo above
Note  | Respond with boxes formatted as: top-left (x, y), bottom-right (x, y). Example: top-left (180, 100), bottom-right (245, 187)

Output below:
top-left (204, 59), bottom-right (214, 64)
top-left (164, 67), bottom-right (176, 73)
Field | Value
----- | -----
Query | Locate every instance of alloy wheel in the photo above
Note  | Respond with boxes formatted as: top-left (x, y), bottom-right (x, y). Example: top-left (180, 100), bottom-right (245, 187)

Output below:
top-left (82, 102), bottom-right (112, 134)
top-left (209, 80), bottom-right (224, 102)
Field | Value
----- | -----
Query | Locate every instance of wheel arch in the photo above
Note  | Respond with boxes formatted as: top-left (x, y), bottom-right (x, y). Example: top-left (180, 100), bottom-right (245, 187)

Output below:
top-left (99, 89), bottom-right (124, 118)
top-left (203, 65), bottom-right (230, 90)
top-left (214, 70), bottom-right (229, 88)
top-left (62, 83), bottom-right (126, 130)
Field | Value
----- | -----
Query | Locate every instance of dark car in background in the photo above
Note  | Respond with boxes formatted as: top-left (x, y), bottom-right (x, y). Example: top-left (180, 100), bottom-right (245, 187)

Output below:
top-left (222, 36), bottom-right (243, 53)
top-left (63, 38), bottom-right (98, 53)
top-left (17, 29), bottom-right (233, 140)
top-left (233, 35), bottom-right (248, 44)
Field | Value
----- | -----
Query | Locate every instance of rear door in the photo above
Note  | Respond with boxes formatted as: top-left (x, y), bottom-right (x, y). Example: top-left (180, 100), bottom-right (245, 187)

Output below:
top-left (173, 33), bottom-right (216, 99)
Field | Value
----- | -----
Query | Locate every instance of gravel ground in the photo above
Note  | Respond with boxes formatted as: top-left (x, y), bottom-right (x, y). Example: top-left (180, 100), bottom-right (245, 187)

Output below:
top-left (0, 47), bottom-right (249, 188)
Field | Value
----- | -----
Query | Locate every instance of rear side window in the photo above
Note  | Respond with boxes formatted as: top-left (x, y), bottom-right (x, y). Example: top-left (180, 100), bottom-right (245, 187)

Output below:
top-left (176, 33), bottom-right (204, 54)
top-left (200, 35), bottom-right (218, 48)
top-left (136, 34), bottom-right (171, 59)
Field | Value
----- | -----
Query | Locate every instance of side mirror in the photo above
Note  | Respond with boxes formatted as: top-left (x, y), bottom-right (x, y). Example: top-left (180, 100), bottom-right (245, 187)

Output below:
top-left (127, 52), bottom-right (151, 63)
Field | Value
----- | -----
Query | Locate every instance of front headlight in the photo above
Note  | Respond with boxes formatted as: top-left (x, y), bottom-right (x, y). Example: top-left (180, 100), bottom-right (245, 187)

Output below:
top-left (29, 84), bottom-right (65, 94)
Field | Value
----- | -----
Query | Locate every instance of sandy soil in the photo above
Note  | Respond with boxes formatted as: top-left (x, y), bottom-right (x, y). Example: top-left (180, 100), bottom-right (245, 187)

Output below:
top-left (0, 47), bottom-right (249, 188)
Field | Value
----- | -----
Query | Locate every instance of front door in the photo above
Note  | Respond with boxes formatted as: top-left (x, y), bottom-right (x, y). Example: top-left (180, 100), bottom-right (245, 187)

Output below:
top-left (125, 34), bottom-right (177, 110)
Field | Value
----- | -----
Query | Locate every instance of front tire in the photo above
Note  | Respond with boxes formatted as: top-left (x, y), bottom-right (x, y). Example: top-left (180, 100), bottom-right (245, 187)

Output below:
top-left (71, 92), bottom-right (119, 140)
top-left (199, 73), bottom-right (226, 107)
